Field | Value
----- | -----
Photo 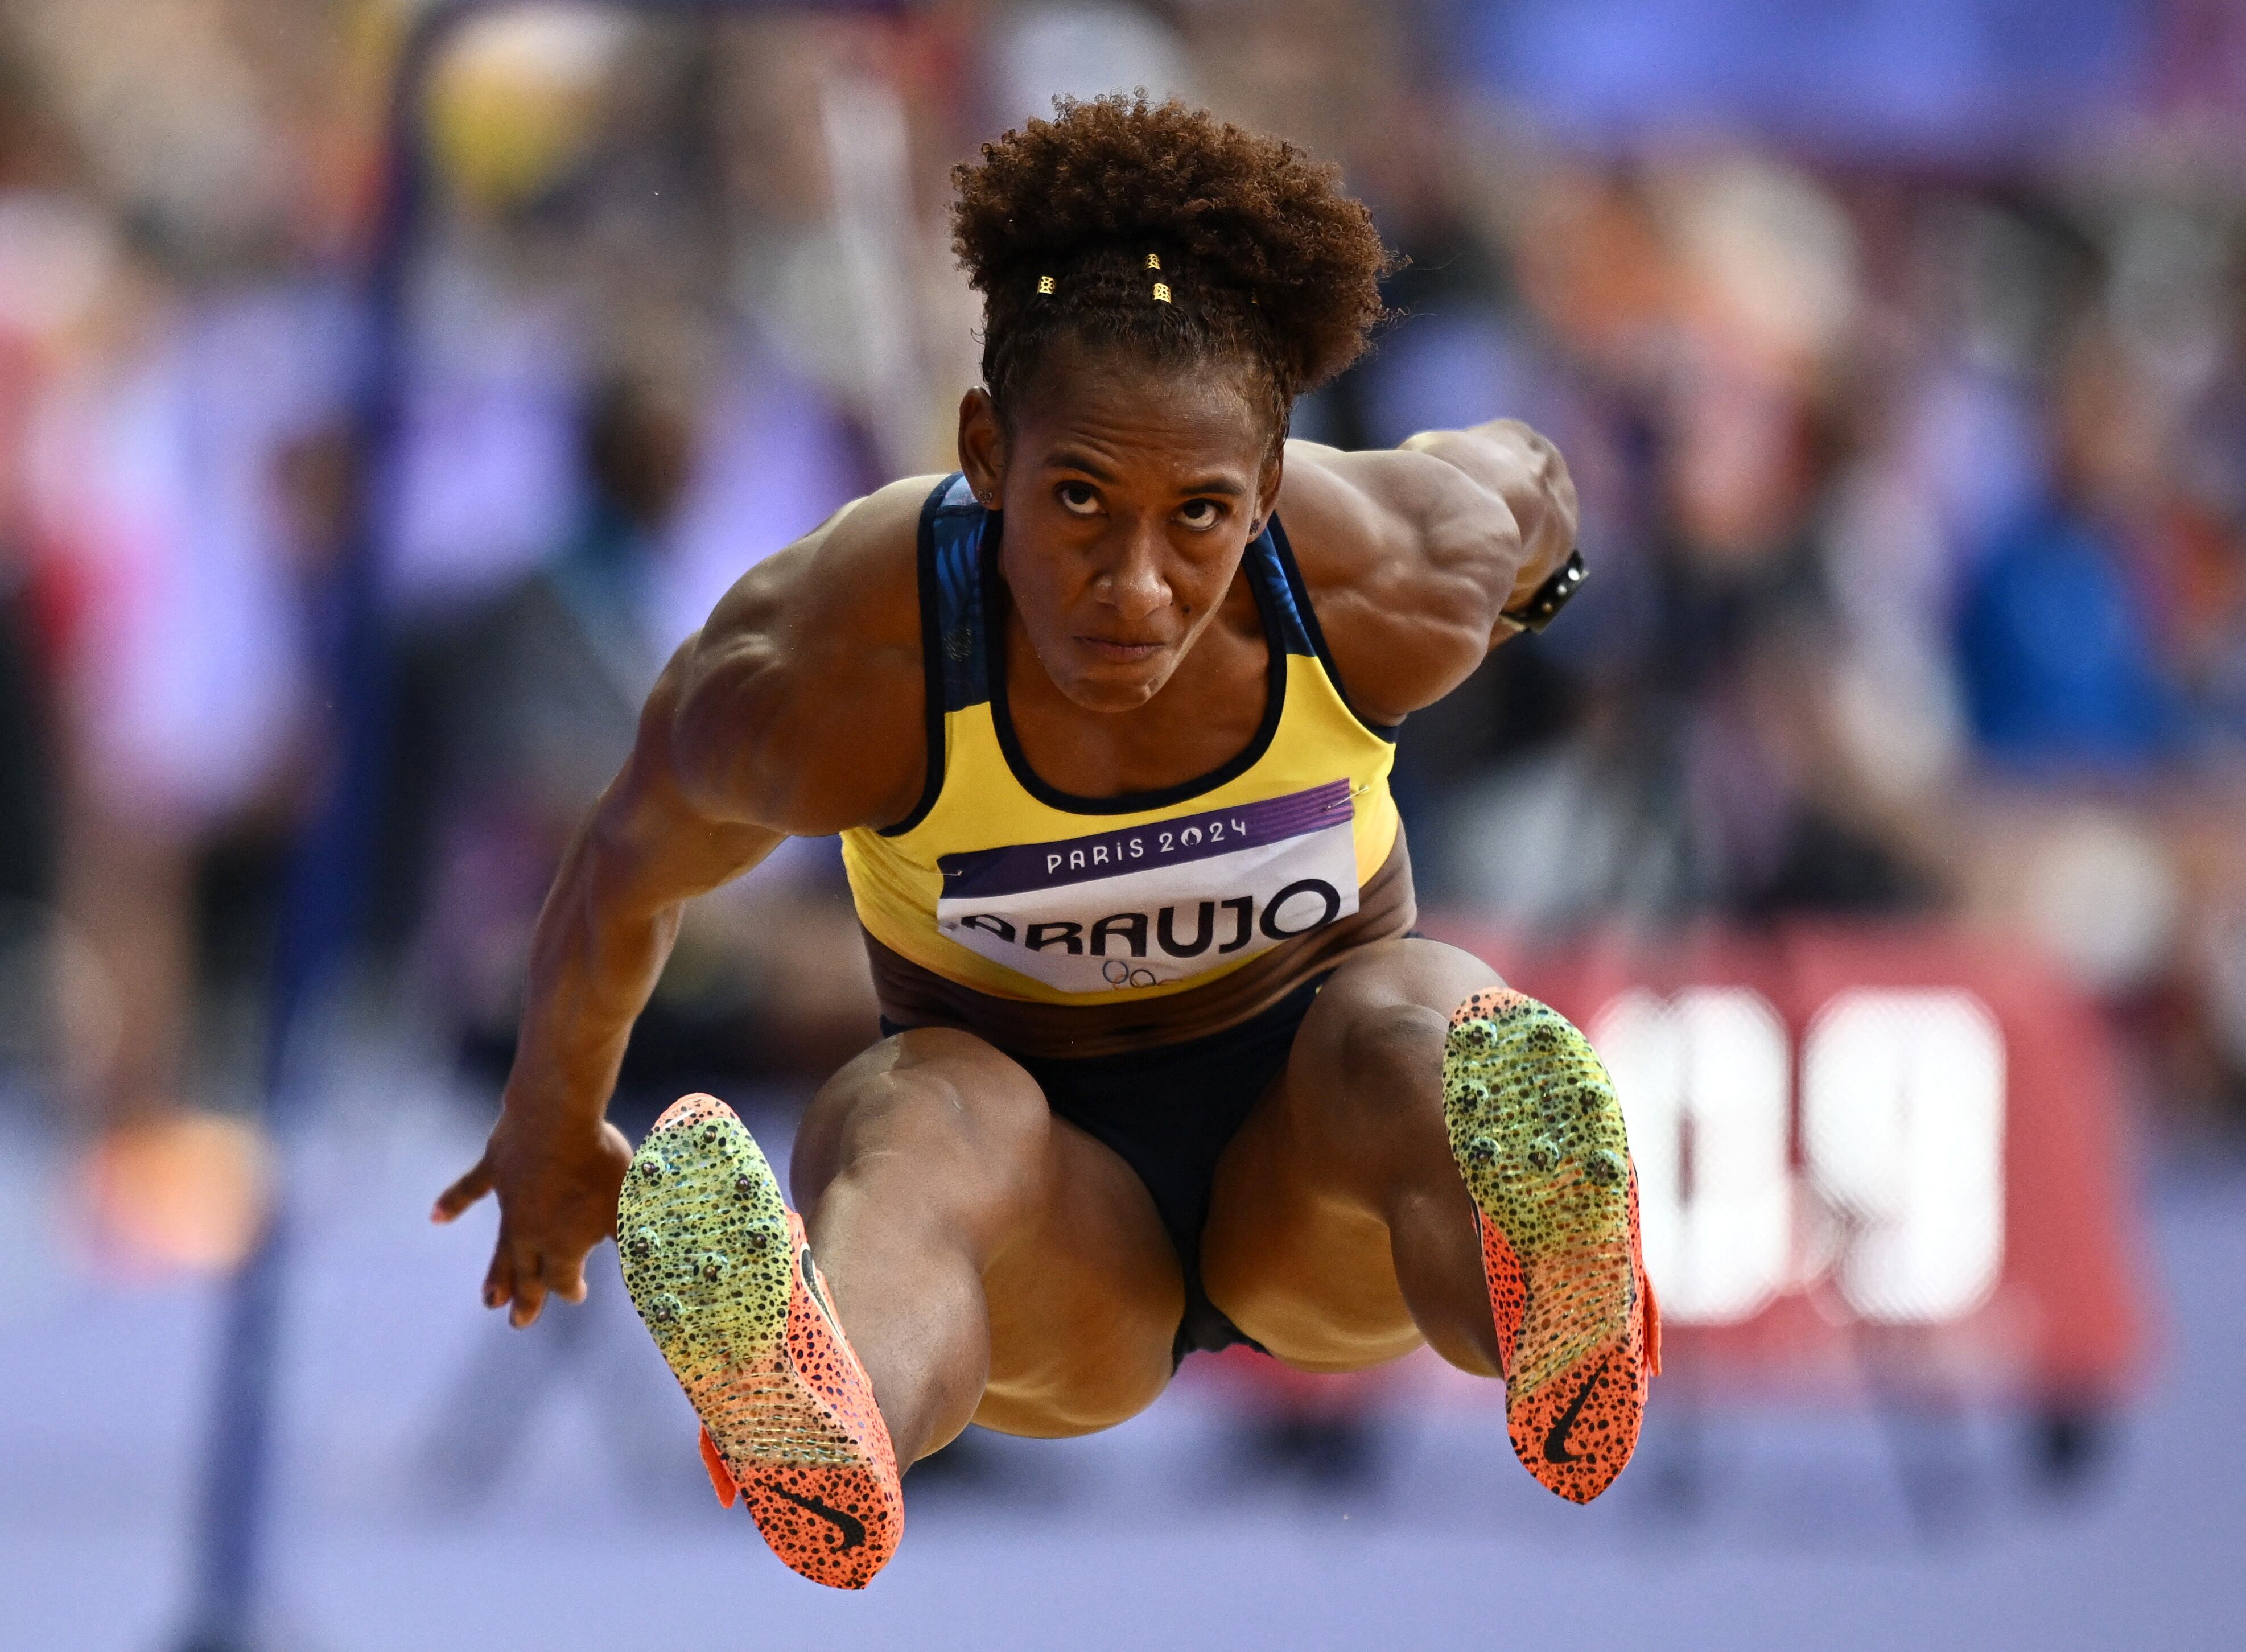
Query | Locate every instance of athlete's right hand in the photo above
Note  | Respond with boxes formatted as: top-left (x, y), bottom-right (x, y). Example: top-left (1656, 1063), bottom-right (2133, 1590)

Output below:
top-left (431, 1107), bottom-right (636, 1328)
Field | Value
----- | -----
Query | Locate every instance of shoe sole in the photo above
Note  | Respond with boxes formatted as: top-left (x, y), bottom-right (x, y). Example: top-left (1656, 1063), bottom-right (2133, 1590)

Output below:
top-left (1444, 989), bottom-right (1651, 1503)
top-left (617, 1094), bottom-right (900, 1587)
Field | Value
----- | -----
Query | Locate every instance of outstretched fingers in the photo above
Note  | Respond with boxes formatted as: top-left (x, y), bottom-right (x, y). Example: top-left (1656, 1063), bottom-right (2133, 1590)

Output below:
top-left (437, 1125), bottom-right (628, 1323)
top-left (440, 1156), bottom-right (557, 1324)
top-left (477, 1231), bottom-right (556, 1326)
top-left (431, 1157), bottom-right (493, 1223)
top-left (543, 1251), bottom-right (590, 1306)
top-left (480, 1239), bottom-right (516, 1312)
top-left (505, 1233), bottom-right (550, 1328)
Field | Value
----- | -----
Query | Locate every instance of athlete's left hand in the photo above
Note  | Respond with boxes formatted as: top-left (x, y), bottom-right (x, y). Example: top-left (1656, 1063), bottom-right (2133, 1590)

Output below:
top-left (431, 1109), bottom-right (636, 1328)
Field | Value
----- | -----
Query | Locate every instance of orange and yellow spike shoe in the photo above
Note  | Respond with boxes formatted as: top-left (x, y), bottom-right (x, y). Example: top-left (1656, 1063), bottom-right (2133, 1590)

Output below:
top-left (1444, 990), bottom-right (1660, 1504)
top-left (618, 1094), bottom-right (902, 1588)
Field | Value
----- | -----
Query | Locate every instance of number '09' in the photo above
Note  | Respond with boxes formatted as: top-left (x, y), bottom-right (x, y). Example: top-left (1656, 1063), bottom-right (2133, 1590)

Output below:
top-left (1589, 987), bottom-right (2006, 1328)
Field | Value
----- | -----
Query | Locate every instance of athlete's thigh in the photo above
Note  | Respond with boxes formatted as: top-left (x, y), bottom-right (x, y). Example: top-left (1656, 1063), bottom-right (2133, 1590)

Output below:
top-left (1201, 940), bottom-right (1501, 1373)
top-left (791, 1029), bottom-right (1182, 1437)
top-left (972, 1116), bottom-right (1184, 1437)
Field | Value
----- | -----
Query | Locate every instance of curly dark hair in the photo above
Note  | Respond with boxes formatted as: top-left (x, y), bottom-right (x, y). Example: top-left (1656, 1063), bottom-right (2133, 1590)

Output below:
top-left (950, 94), bottom-right (1395, 443)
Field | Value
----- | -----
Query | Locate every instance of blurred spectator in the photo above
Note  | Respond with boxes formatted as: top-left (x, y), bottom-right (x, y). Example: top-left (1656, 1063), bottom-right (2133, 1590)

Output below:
top-left (30, 269), bottom-right (360, 1270)
top-left (1958, 494), bottom-right (2183, 769)
top-left (1957, 322), bottom-right (2191, 773)
top-left (403, 359), bottom-right (878, 1122)
top-left (0, 0), bottom-right (370, 1273)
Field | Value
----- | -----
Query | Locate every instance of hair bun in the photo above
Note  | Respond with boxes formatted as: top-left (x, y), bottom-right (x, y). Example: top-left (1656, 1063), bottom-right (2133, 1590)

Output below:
top-left (951, 93), bottom-right (1394, 399)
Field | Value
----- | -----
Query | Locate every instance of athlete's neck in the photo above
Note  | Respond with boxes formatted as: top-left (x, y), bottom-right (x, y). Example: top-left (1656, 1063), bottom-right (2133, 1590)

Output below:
top-left (997, 563), bottom-right (1270, 802)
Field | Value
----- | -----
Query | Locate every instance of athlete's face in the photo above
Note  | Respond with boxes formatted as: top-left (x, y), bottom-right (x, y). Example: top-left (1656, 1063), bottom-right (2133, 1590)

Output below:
top-left (958, 339), bottom-right (1281, 714)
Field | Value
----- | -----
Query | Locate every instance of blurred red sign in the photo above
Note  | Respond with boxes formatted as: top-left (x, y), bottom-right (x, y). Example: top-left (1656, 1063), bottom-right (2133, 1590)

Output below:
top-left (1419, 918), bottom-right (2154, 1404)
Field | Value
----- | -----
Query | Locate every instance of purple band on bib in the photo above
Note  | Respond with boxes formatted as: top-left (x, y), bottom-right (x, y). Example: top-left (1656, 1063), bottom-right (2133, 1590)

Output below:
top-left (938, 779), bottom-right (1354, 900)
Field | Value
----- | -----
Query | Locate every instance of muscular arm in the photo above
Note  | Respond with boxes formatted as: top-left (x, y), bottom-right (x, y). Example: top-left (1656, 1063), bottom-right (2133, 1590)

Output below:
top-left (1275, 418), bottom-right (1580, 726)
top-left (432, 478), bottom-right (934, 1325)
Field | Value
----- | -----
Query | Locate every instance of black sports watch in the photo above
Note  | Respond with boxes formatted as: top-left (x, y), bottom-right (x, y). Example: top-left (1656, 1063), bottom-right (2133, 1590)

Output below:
top-left (1499, 548), bottom-right (1587, 634)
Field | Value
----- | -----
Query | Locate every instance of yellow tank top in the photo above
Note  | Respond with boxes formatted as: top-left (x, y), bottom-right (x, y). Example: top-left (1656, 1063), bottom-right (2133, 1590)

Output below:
top-left (840, 474), bottom-right (1400, 1008)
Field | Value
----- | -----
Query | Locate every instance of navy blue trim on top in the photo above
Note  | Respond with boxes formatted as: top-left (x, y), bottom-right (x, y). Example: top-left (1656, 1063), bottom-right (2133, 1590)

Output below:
top-left (986, 517), bottom-right (1295, 817)
top-left (875, 473), bottom-right (979, 838)
top-left (1254, 523), bottom-right (1318, 658)
top-left (928, 474), bottom-right (992, 712)
top-left (1265, 514), bottom-right (1399, 743)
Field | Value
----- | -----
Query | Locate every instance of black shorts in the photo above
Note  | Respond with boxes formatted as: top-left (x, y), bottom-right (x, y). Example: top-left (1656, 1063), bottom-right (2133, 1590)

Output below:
top-left (883, 971), bottom-right (1329, 1364)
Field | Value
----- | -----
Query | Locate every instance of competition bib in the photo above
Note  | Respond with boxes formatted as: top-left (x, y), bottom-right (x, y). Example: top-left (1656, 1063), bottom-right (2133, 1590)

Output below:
top-left (934, 780), bottom-right (1358, 995)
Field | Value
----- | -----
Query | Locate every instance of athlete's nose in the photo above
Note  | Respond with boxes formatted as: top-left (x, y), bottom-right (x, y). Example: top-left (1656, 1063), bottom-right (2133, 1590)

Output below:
top-left (1095, 519), bottom-right (1171, 623)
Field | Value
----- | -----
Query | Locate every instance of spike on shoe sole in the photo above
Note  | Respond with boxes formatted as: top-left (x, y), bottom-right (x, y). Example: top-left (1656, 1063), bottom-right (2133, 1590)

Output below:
top-left (1445, 989), bottom-right (1657, 1503)
top-left (619, 1094), bottom-right (902, 1587)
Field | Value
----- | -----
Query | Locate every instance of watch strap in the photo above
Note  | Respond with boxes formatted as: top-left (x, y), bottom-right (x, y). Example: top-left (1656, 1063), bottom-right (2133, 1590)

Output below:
top-left (1499, 547), bottom-right (1586, 634)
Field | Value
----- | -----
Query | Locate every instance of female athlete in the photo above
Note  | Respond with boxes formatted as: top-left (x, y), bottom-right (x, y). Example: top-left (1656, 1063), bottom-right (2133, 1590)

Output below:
top-left (433, 94), bottom-right (1656, 1589)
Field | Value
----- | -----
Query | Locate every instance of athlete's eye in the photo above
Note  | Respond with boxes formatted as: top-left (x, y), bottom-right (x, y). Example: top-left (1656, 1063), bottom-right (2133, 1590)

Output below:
top-left (1177, 499), bottom-right (1226, 530)
top-left (1056, 482), bottom-right (1100, 516)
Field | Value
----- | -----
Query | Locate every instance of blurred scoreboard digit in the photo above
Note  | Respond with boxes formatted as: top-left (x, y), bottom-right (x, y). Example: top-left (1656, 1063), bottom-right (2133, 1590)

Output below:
top-left (1428, 918), bottom-right (2153, 1407)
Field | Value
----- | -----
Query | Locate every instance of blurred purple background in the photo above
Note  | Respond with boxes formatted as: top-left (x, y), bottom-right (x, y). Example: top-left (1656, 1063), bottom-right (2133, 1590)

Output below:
top-left (3, 1), bottom-right (2244, 1647)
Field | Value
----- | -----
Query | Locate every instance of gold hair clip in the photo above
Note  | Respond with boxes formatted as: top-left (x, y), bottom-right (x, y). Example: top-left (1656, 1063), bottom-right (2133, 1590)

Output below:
top-left (1152, 282), bottom-right (1171, 303)
top-left (1036, 274), bottom-right (1056, 295)
top-left (1145, 253), bottom-right (1161, 270)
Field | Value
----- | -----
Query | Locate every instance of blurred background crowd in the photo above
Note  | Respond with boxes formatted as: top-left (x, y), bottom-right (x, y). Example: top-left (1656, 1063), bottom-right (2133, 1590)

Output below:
top-left (4, 0), bottom-right (2245, 1275)
top-left (5, 4), bottom-right (2246, 1646)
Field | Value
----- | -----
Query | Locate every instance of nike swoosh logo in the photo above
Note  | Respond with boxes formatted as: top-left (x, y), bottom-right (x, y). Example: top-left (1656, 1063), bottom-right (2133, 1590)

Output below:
top-left (799, 1244), bottom-right (842, 1338)
top-left (766, 1484), bottom-right (867, 1551)
top-left (1543, 1356), bottom-right (1611, 1464)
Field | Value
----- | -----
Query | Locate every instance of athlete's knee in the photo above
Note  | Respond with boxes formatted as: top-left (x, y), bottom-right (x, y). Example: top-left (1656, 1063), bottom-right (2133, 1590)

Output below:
top-left (1336, 999), bottom-right (1449, 1106)
top-left (976, 1325), bottom-right (1173, 1438)
top-left (974, 1363), bottom-right (1169, 1439)
top-left (797, 1033), bottom-right (1050, 1223)
top-left (848, 1037), bottom-right (1045, 1163)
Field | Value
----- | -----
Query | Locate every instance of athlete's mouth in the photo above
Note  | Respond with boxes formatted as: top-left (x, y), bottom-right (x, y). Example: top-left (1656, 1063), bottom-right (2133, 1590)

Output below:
top-left (1076, 636), bottom-right (1165, 663)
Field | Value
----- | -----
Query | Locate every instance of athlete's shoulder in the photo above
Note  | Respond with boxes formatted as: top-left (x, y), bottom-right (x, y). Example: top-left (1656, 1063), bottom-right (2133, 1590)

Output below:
top-left (701, 473), bottom-right (936, 643)
top-left (670, 475), bottom-right (943, 833)
top-left (1274, 444), bottom-right (1518, 724)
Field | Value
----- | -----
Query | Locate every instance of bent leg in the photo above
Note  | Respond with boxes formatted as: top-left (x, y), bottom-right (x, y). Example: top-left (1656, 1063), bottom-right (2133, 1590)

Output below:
top-left (788, 1029), bottom-right (1182, 1463)
top-left (1200, 940), bottom-right (1505, 1375)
